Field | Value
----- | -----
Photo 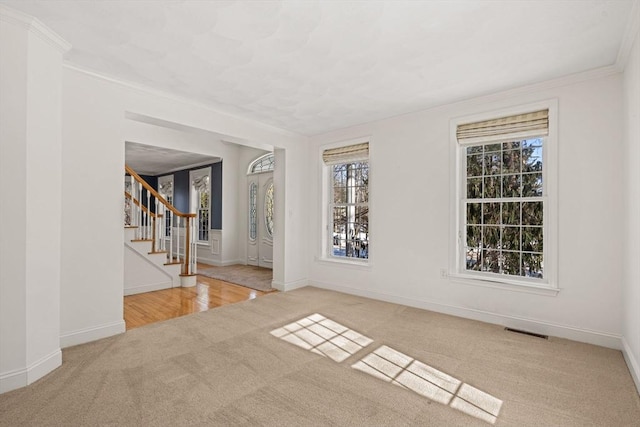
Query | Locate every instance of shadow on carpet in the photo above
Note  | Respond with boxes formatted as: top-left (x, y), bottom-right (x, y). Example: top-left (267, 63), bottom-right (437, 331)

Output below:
top-left (197, 264), bottom-right (273, 291)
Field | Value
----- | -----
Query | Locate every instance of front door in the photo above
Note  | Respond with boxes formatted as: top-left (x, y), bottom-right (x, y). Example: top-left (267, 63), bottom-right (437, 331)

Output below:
top-left (247, 172), bottom-right (273, 269)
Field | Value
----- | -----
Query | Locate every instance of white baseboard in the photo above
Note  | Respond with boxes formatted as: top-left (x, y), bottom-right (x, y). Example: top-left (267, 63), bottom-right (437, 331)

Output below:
top-left (197, 258), bottom-right (244, 268)
top-left (0, 349), bottom-right (61, 394)
top-left (622, 337), bottom-right (640, 395)
top-left (272, 278), bottom-right (308, 292)
top-left (310, 281), bottom-right (622, 349)
top-left (124, 281), bottom-right (172, 296)
top-left (60, 320), bottom-right (126, 349)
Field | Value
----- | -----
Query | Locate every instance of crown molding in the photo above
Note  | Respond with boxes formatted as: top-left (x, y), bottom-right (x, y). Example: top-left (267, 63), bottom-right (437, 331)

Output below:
top-left (63, 63), bottom-right (305, 140)
top-left (616, 0), bottom-right (640, 71)
top-left (0, 5), bottom-right (71, 53)
top-left (381, 65), bottom-right (622, 124)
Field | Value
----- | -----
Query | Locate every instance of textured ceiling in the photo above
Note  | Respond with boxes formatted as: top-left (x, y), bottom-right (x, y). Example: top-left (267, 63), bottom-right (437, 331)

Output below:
top-left (125, 142), bottom-right (220, 176)
top-left (2, 0), bottom-right (635, 136)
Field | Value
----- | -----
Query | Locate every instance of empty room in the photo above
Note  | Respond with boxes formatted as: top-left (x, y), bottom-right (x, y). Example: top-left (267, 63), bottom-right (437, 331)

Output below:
top-left (1, 1), bottom-right (639, 425)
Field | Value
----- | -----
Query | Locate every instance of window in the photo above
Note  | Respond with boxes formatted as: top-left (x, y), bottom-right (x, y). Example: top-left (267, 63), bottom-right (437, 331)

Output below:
top-left (323, 142), bottom-right (369, 261)
top-left (248, 153), bottom-right (274, 174)
top-left (249, 182), bottom-right (257, 241)
top-left (190, 168), bottom-right (210, 243)
top-left (453, 106), bottom-right (557, 290)
top-left (265, 181), bottom-right (274, 237)
top-left (158, 176), bottom-right (173, 237)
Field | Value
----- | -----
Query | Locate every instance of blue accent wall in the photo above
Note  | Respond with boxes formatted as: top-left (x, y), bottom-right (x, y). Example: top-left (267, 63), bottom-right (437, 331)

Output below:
top-left (140, 175), bottom-right (158, 213)
top-left (211, 162), bottom-right (222, 229)
top-left (172, 169), bottom-right (190, 213)
top-left (153, 162), bottom-right (223, 229)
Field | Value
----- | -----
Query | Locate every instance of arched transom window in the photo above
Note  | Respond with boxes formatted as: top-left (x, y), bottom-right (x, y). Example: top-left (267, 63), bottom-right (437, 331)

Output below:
top-left (248, 153), bottom-right (274, 174)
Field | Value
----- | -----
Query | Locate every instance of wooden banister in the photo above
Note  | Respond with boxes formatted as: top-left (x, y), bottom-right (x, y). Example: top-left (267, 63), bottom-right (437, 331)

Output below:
top-left (125, 164), bottom-right (195, 218)
top-left (125, 164), bottom-right (197, 282)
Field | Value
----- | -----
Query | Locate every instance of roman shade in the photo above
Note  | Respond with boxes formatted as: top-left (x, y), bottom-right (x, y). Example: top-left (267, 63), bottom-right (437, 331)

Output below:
top-left (322, 142), bottom-right (369, 165)
top-left (457, 109), bottom-right (549, 145)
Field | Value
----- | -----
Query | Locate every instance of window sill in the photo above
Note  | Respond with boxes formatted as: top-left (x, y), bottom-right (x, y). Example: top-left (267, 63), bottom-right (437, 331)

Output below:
top-left (314, 256), bottom-right (371, 270)
top-left (448, 273), bottom-right (560, 297)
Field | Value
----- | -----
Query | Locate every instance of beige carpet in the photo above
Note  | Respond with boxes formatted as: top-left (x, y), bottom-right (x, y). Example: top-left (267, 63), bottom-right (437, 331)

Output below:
top-left (1, 287), bottom-right (639, 426)
top-left (198, 264), bottom-right (273, 291)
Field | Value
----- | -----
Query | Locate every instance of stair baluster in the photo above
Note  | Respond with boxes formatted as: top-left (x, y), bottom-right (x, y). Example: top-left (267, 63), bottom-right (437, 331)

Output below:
top-left (124, 165), bottom-right (197, 286)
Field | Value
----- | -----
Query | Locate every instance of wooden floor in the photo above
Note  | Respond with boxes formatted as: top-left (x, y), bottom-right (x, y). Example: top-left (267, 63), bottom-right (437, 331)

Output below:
top-left (124, 273), bottom-right (275, 330)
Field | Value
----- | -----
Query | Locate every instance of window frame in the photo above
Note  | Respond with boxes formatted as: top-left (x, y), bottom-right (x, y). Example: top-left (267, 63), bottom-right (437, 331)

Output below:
top-left (158, 174), bottom-right (174, 238)
top-left (248, 153), bottom-right (275, 174)
top-left (449, 100), bottom-right (559, 294)
top-left (189, 167), bottom-right (211, 245)
top-left (320, 138), bottom-right (372, 266)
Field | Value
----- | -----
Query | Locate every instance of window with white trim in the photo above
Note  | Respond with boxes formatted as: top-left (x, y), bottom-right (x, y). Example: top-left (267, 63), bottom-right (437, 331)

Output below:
top-left (158, 175), bottom-right (174, 237)
top-left (454, 108), bottom-right (556, 288)
top-left (323, 142), bottom-right (369, 261)
top-left (190, 168), bottom-right (210, 243)
top-left (248, 153), bottom-right (274, 174)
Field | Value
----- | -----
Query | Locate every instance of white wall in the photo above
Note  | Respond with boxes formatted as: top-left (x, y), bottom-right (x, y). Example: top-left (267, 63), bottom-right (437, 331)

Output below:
top-left (0, 7), bottom-right (67, 392)
top-left (60, 65), bottom-right (309, 346)
top-left (308, 70), bottom-right (625, 348)
top-left (123, 245), bottom-right (172, 295)
top-left (622, 5), bottom-right (640, 392)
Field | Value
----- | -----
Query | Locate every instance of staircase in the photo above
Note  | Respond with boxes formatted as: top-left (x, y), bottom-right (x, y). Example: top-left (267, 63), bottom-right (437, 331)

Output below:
top-left (124, 165), bottom-right (197, 295)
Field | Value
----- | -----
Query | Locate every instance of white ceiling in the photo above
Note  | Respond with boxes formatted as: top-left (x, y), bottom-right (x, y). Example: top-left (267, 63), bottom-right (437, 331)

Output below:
top-left (125, 142), bottom-right (220, 176)
top-left (2, 0), bottom-right (636, 136)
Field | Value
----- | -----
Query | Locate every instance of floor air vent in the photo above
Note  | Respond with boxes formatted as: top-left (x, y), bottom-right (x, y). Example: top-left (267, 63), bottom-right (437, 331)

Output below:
top-left (504, 327), bottom-right (548, 340)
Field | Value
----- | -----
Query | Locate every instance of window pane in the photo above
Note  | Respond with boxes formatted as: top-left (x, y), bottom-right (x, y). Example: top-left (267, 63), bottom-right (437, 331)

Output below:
top-left (482, 202), bottom-right (500, 224)
top-left (523, 153), bottom-right (543, 172)
top-left (334, 186), bottom-right (346, 203)
top-left (265, 183), bottom-right (274, 237)
top-left (467, 145), bottom-right (483, 155)
top-left (522, 202), bottom-right (543, 225)
top-left (482, 250), bottom-right (500, 273)
top-left (200, 191), bottom-right (209, 209)
top-left (522, 253), bottom-right (543, 278)
top-left (467, 225), bottom-right (481, 247)
top-left (502, 226), bottom-right (521, 250)
top-left (483, 176), bottom-right (500, 198)
top-left (501, 202), bottom-right (520, 225)
top-left (466, 247), bottom-right (481, 270)
top-left (466, 203), bottom-right (482, 225)
top-left (501, 174), bottom-right (521, 197)
top-left (522, 227), bottom-right (543, 252)
top-left (467, 177), bottom-right (482, 199)
top-left (249, 183), bottom-right (257, 241)
top-left (522, 173), bottom-right (543, 197)
top-left (485, 143), bottom-right (501, 152)
top-left (467, 154), bottom-right (483, 177)
top-left (502, 149), bottom-right (521, 174)
top-left (483, 226), bottom-right (500, 249)
top-left (484, 153), bottom-right (501, 175)
top-left (502, 251), bottom-right (521, 275)
top-left (355, 186), bottom-right (368, 203)
top-left (502, 141), bottom-right (521, 150)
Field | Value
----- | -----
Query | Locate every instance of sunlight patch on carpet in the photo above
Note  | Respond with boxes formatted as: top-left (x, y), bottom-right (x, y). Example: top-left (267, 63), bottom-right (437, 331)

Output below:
top-left (352, 345), bottom-right (502, 424)
top-left (270, 313), bottom-right (373, 362)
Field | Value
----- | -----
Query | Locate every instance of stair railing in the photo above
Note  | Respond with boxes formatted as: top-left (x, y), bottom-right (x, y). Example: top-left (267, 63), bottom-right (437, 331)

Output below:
top-left (125, 165), bottom-right (197, 276)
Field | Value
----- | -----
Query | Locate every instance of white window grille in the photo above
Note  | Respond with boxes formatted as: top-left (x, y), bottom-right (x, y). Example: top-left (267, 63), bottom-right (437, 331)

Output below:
top-left (323, 142), bottom-right (369, 261)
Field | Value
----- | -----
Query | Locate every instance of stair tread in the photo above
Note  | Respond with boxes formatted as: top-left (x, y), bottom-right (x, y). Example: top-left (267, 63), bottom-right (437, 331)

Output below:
top-left (131, 239), bottom-right (153, 242)
top-left (148, 251), bottom-right (168, 254)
